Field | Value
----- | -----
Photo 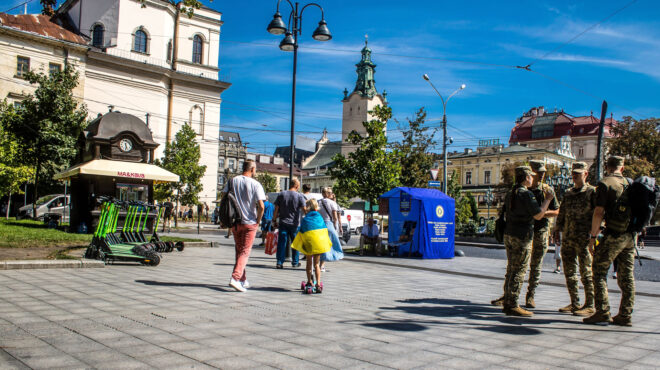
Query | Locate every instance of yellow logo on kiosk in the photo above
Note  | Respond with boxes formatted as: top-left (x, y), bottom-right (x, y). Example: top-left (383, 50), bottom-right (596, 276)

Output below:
top-left (435, 205), bottom-right (444, 218)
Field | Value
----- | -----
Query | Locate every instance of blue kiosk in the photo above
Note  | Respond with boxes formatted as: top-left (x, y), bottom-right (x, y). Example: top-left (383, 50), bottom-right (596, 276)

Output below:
top-left (380, 187), bottom-right (455, 259)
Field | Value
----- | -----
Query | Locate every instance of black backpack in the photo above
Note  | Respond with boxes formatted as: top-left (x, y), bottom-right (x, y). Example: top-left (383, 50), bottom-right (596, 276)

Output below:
top-left (607, 176), bottom-right (660, 234)
top-left (628, 176), bottom-right (660, 233)
top-left (218, 178), bottom-right (243, 228)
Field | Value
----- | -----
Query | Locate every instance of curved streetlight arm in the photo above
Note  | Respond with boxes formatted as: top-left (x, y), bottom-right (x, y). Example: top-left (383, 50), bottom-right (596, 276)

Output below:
top-left (300, 2), bottom-right (325, 20)
top-left (275, 0), bottom-right (295, 13)
top-left (423, 78), bottom-right (447, 110)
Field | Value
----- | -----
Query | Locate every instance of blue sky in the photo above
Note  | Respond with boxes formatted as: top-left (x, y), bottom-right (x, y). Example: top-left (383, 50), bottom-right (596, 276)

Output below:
top-left (9, 0), bottom-right (660, 155)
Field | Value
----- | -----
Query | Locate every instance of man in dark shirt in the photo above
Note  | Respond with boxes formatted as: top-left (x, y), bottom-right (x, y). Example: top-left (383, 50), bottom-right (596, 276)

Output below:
top-left (584, 156), bottom-right (635, 326)
top-left (493, 166), bottom-right (554, 317)
top-left (273, 179), bottom-right (306, 269)
top-left (525, 160), bottom-right (560, 308)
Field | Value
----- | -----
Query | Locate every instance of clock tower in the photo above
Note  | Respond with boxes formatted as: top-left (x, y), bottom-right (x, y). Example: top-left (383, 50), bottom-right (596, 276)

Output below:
top-left (341, 37), bottom-right (387, 155)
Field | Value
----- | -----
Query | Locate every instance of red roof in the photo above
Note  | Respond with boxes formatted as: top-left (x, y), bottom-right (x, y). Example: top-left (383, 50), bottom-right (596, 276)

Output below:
top-left (509, 110), bottom-right (616, 144)
top-left (0, 13), bottom-right (86, 45)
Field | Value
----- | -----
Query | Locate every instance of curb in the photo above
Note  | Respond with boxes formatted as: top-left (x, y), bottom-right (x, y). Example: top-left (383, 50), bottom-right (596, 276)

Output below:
top-left (0, 259), bottom-right (105, 270)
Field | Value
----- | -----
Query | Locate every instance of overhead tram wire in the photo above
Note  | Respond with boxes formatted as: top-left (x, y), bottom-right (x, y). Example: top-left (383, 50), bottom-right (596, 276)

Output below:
top-left (2, 0), bottom-right (36, 13)
top-left (526, 0), bottom-right (639, 68)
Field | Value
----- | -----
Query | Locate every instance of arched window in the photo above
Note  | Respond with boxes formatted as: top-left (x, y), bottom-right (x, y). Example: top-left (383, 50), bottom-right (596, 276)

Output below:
top-left (189, 105), bottom-right (204, 136)
top-left (192, 35), bottom-right (203, 64)
top-left (133, 28), bottom-right (148, 53)
top-left (92, 24), bottom-right (104, 47)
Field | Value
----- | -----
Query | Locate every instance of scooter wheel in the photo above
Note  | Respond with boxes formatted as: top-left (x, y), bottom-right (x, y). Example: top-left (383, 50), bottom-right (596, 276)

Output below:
top-left (301, 281), bottom-right (306, 290)
top-left (145, 252), bottom-right (160, 266)
top-left (305, 286), bottom-right (313, 294)
top-left (175, 241), bottom-right (185, 252)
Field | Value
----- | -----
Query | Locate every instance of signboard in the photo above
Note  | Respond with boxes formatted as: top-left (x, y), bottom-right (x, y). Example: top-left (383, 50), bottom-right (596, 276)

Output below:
top-left (428, 181), bottom-right (442, 188)
top-left (478, 138), bottom-right (500, 147)
top-left (400, 192), bottom-right (411, 216)
top-left (430, 169), bottom-right (438, 180)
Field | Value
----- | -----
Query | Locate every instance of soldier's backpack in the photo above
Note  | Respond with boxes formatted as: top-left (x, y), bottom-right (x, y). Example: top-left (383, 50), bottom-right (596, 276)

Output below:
top-left (607, 176), bottom-right (660, 234)
top-left (218, 178), bottom-right (242, 228)
top-left (628, 176), bottom-right (660, 233)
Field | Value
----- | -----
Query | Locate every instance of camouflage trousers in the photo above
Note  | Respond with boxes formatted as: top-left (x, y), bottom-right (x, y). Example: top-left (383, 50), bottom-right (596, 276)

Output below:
top-left (526, 228), bottom-right (550, 299)
top-left (593, 232), bottom-right (635, 318)
top-left (503, 234), bottom-right (533, 309)
top-left (561, 237), bottom-right (594, 307)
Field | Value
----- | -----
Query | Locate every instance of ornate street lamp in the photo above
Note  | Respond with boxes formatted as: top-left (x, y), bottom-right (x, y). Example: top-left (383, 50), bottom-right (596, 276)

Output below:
top-left (485, 187), bottom-right (494, 220)
top-left (548, 163), bottom-right (573, 199)
top-left (422, 74), bottom-right (465, 194)
top-left (267, 1), bottom-right (332, 184)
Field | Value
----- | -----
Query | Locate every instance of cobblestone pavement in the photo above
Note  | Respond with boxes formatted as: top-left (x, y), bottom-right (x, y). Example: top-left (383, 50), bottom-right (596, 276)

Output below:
top-left (2, 238), bottom-right (660, 369)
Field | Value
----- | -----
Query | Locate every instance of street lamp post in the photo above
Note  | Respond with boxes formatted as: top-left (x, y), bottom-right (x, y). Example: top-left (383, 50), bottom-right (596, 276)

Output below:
top-left (267, 1), bottom-right (332, 184)
top-left (422, 74), bottom-right (465, 194)
top-left (485, 187), bottom-right (493, 220)
top-left (548, 164), bottom-right (573, 200)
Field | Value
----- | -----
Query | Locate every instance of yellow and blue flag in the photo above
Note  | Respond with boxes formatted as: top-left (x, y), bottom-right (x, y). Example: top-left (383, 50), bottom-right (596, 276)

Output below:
top-left (292, 211), bottom-right (332, 256)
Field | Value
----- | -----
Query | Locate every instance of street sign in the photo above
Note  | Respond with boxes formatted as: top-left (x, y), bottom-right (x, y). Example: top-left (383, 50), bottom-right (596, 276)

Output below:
top-left (428, 181), bottom-right (442, 188)
top-left (346, 215), bottom-right (351, 222)
top-left (430, 169), bottom-right (438, 180)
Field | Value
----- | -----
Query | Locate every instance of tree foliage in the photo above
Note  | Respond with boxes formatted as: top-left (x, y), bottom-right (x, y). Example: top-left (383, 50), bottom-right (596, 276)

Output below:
top-left (2, 65), bottom-right (87, 213)
top-left (155, 124), bottom-right (206, 213)
top-left (256, 171), bottom-right (277, 194)
top-left (391, 108), bottom-right (437, 188)
top-left (445, 171), bottom-right (473, 225)
top-left (607, 116), bottom-right (659, 180)
top-left (40, 0), bottom-right (56, 15)
top-left (0, 105), bottom-right (34, 201)
top-left (465, 191), bottom-right (479, 223)
top-left (329, 105), bottom-right (401, 213)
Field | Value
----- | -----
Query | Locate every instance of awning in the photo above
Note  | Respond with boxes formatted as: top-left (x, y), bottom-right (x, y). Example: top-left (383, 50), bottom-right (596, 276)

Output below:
top-left (54, 159), bottom-right (179, 183)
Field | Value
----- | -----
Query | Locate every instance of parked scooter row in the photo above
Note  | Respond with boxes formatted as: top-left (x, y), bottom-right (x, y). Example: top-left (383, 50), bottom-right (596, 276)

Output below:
top-left (85, 197), bottom-right (184, 266)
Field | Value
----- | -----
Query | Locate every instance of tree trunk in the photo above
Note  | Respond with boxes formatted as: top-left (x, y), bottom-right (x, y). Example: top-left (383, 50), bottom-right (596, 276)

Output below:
top-left (6, 193), bottom-right (11, 219)
top-left (174, 189), bottom-right (180, 228)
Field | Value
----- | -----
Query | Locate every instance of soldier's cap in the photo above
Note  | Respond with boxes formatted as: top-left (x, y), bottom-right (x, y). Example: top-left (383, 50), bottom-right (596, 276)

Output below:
top-left (571, 161), bottom-right (588, 174)
top-left (515, 166), bottom-right (534, 177)
top-left (529, 160), bottom-right (546, 173)
top-left (606, 155), bottom-right (624, 168)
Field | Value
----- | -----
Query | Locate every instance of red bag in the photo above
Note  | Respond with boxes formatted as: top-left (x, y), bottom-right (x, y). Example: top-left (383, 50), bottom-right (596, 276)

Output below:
top-left (265, 230), bottom-right (278, 255)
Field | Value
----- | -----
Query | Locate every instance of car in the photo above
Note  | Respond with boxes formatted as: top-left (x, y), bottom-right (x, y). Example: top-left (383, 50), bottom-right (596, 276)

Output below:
top-left (17, 194), bottom-right (70, 221)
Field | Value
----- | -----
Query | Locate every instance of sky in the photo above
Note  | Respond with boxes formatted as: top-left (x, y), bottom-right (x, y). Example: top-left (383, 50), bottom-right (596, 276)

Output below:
top-left (8, 0), bottom-right (660, 155)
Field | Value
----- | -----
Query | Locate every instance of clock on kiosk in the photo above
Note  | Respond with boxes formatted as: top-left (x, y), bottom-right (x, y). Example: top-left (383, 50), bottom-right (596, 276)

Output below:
top-left (119, 138), bottom-right (133, 152)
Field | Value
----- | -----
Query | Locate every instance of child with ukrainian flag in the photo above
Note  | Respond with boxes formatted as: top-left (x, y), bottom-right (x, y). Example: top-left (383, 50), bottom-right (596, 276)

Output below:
top-left (292, 199), bottom-right (332, 293)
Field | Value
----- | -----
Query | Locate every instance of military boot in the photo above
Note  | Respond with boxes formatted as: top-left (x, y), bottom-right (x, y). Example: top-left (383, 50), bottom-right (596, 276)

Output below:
top-left (573, 304), bottom-right (595, 317)
top-left (612, 314), bottom-right (632, 327)
top-left (491, 296), bottom-right (504, 307)
top-left (503, 306), bottom-right (533, 317)
top-left (525, 294), bottom-right (536, 309)
top-left (558, 303), bottom-right (579, 313)
top-left (583, 311), bottom-right (613, 324)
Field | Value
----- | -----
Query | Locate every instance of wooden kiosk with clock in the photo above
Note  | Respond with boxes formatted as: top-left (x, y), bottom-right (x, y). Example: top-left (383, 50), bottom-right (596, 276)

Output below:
top-left (55, 112), bottom-right (178, 232)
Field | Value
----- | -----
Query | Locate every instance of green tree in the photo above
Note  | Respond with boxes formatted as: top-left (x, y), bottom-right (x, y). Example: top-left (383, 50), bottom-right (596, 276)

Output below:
top-left (607, 116), bottom-right (659, 180)
top-left (445, 171), bottom-right (473, 227)
top-left (155, 124), bottom-right (206, 227)
top-left (329, 105), bottom-right (401, 215)
top-left (3, 65), bottom-right (87, 217)
top-left (40, 0), bottom-right (56, 15)
top-left (392, 108), bottom-right (436, 188)
top-left (139, 0), bottom-right (204, 17)
top-left (0, 106), bottom-right (35, 218)
top-left (256, 172), bottom-right (277, 194)
top-left (465, 191), bottom-right (479, 223)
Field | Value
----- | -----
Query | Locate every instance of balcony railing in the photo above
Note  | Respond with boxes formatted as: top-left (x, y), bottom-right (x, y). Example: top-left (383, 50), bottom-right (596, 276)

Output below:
top-left (102, 48), bottom-right (229, 81)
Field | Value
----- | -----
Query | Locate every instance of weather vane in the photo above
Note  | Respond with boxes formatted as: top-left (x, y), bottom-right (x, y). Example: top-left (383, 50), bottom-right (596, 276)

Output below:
top-left (365, 33), bottom-right (368, 46)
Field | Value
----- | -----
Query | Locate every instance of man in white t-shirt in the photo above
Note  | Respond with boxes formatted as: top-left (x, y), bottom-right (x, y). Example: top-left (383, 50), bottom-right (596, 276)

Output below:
top-left (224, 160), bottom-right (266, 292)
top-left (360, 217), bottom-right (381, 256)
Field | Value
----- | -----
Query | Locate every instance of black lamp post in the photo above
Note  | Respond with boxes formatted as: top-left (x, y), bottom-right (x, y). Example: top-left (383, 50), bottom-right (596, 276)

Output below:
top-left (422, 74), bottom-right (465, 194)
top-left (267, 1), bottom-right (332, 184)
top-left (485, 187), bottom-right (494, 220)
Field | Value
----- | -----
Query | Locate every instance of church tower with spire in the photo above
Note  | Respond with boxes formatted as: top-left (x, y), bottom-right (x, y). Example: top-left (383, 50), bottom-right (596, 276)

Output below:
top-left (341, 36), bottom-right (387, 155)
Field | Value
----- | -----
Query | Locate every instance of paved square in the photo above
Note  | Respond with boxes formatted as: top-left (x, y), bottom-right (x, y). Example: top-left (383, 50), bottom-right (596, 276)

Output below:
top-left (1, 240), bottom-right (660, 369)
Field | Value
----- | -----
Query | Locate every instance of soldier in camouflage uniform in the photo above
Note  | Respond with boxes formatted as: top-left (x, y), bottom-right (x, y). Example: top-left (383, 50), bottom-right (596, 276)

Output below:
top-left (555, 162), bottom-right (596, 316)
top-left (584, 156), bottom-right (635, 326)
top-left (524, 160), bottom-right (560, 308)
top-left (492, 166), bottom-right (554, 317)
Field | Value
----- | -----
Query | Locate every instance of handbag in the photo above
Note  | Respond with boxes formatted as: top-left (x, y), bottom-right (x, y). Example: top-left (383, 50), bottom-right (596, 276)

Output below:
top-left (265, 229), bottom-right (278, 255)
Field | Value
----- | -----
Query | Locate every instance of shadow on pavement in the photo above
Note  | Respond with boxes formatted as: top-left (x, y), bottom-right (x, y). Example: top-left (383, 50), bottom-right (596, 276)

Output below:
top-left (134, 279), bottom-right (292, 293)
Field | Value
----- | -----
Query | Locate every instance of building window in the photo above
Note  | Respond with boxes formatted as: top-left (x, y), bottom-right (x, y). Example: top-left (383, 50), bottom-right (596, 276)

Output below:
top-left (92, 24), bottom-right (104, 47)
top-left (466, 171), bottom-right (472, 185)
top-left (48, 63), bottom-right (61, 76)
top-left (188, 105), bottom-right (204, 136)
top-left (133, 28), bottom-right (148, 54)
top-left (578, 147), bottom-right (584, 158)
top-left (166, 39), bottom-right (172, 62)
top-left (484, 170), bottom-right (491, 184)
top-left (219, 158), bottom-right (225, 169)
top-left (13, 101), bottom-right (22, 109)
top-left (16, 56), bottom-right (30, 78)
top-left (192, 35), bottom-right (203, 64)
top-left (228, 159), bottom-right (235, 170)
